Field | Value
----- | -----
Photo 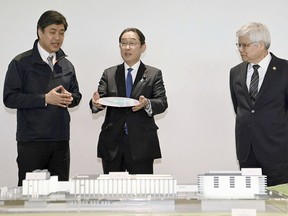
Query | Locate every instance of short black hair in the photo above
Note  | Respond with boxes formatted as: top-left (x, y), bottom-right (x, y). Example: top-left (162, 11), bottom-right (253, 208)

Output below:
top-left (37, 10), bottom-right (68, 38)
top-left (119, 28), bottom-right (145, 45)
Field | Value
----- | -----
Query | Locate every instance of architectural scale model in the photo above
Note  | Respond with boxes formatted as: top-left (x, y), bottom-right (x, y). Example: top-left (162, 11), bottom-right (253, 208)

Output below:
top-left (0, 169), bottom-right (267, 203)
top-left (21, 171), bottom-right (178, 199)
top-left (198, 170), bottom-right (267, 199)
top-left (73, 173), bottom-right (177, 198)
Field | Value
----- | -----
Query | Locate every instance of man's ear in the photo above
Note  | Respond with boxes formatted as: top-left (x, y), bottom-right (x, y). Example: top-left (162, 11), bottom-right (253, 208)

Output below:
top-left (259, 41), bottom-right (267, 50)
top-left (141, 44), bottom-right (146, 53)
top-left (37, 28), bottom-right (44, 39)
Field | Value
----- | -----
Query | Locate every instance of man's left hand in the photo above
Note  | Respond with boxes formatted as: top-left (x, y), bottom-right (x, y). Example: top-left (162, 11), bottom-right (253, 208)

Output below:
top-left (132, 95), bottom-right (148, 112)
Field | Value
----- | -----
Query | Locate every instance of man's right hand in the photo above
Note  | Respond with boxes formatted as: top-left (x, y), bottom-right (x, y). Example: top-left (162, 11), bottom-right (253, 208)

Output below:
top-left (45, 85), bottom-right (73, 108)
top-left (92, 91), bottom-right (105, 110)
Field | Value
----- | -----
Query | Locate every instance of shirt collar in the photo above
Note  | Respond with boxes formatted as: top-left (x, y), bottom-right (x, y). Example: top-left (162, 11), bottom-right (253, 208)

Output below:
top-left (124, 61), bottom-right (141, 72)
top-left (249, 53), bottom-right (271, 71)
top-left (37, 42), bottom-right (56, 63)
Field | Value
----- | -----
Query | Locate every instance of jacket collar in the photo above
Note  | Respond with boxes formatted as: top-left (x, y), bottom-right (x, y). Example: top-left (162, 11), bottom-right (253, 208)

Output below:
top-left (241, 52), bottom-right (281, 107)
top-left (115, 61), bottom-right (147, 98)
top-left (255, 52), bottom-right (280, 102)
top-left (31, 39), bottom-right (67, 65)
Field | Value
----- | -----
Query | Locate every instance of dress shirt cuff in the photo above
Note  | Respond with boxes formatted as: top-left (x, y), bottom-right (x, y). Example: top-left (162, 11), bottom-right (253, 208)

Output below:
top-left (144, 99), bottom-right (153, 117)
top-left (92, 105), bottom-right (99, 113)
top-left (43, 94), bottom-right (48, 107)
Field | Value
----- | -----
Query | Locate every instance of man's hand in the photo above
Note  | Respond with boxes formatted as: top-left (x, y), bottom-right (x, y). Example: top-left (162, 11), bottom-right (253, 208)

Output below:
top-left (45, 85), bottom-right (73, 108)
top-left (132, 95), bottom-right (148, 112)
top-left (92, 91), bottom-right (105, 110)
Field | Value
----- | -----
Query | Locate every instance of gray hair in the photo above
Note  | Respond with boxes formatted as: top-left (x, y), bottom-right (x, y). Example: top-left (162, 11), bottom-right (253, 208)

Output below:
top-left (236, 22), bottom-right (271, 49)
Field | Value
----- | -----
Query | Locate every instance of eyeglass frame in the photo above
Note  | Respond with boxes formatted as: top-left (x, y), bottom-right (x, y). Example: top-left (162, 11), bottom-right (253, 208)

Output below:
top-left (119, 41), bottom-right (141, 48)
top-left (235, 41), bottom-right (258, 49)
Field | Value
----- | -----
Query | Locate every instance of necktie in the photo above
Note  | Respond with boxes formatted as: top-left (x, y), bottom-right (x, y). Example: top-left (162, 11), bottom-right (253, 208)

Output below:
top-left (126, 68), bottom-right (133, 98)
top-left (249, 64), bottom-right (260, 104)
top-left (47, 54), bottom-right (54, 71)
top-left (124, 68), bottom-right (133, 134)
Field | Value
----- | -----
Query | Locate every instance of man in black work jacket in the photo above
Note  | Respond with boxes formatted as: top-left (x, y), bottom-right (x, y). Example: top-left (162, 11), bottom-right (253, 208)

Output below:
top-left (3, 10), bottom-right (82, 186)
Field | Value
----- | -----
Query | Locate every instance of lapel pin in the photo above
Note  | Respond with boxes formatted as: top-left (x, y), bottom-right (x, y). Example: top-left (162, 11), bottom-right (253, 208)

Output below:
top-left (273, 67), bottom-right (276, 70)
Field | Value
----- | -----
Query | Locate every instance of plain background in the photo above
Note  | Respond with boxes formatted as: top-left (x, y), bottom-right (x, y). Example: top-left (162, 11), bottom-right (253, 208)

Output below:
top-left (1, 0), bottom-right (288, 187)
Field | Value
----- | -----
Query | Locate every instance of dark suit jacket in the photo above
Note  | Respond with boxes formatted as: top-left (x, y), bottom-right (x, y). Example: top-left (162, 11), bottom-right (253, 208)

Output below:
top-left (90, 62), bottom-right (168, 162)
top-left (230, 53), bottom-right (288, 164)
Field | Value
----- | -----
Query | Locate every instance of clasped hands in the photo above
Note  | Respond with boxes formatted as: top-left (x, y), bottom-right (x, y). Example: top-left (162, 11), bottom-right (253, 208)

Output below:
top-left (92, 91), bottom-right (148, 112)
top-left (45, 85), bottom-right (73, 108)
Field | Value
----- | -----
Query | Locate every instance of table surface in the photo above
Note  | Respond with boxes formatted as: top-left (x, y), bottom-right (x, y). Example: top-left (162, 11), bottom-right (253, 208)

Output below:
top-left (1, 198), bottom-right (288, 215)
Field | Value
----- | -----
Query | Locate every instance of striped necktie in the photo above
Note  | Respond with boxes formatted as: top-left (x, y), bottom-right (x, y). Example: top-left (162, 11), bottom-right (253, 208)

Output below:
top-left (249, 64), bottom-right (260, 104)
top-left (47, 54), bottom-right (54, 71)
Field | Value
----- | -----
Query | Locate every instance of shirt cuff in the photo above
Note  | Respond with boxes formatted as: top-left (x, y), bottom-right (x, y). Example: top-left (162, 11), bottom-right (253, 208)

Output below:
top-left (92, 105), bottom-right (99, 113)
top-left (144, 99), bottom-right (153, 116)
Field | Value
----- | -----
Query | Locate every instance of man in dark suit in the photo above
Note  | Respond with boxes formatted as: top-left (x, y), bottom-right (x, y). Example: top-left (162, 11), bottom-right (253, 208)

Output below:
top-left (230, 22), bottom-right (288, 186)
top-left (89, 28), bottom-right (168, 174)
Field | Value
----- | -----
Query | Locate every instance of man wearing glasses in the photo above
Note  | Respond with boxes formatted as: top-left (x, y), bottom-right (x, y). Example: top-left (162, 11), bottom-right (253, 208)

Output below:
top-left (230, 22), bottom-right (288, 186)
top-left (89, 28), bottom-right (168, 174)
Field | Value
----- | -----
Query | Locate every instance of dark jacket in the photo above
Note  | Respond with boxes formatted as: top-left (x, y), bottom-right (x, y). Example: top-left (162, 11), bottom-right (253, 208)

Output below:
top-left (230, 53), bottom-right (288, 164)
top-left (90, 62), bottom-right (168, 162)
top-left (3, 40), bottom-right (82, 142)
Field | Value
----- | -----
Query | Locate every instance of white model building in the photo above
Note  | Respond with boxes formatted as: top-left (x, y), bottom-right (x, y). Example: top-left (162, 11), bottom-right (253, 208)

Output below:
top-left (22, 171), bottom-right (177, 198)
top-left (21, 169), bottom-right (267, 200)
top-left (72, 173), bottom-right (177, 198)
top-left (198, 169), bottom-right (267, 199)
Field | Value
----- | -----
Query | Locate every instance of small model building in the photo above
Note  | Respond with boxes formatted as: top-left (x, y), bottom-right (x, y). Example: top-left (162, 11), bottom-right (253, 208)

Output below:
top-left (198, 169), bottom-right (267, 199)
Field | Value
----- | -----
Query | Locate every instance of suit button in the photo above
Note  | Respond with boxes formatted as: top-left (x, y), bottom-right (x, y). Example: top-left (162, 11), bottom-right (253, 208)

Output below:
top-left (251, 110), bottom-right (255, 113)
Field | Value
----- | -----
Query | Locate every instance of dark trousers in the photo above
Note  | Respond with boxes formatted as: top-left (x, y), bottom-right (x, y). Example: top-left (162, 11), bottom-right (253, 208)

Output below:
top-left (239, 146), bottom-right (288, 186)
top-left (17, 141), bottom-right (70, 186)
top-left (102, 134), bottom-right (154, 174)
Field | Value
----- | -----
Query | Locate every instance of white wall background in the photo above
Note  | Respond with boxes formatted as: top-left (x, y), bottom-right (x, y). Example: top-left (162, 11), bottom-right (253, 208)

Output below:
top-left (1, 0), bottom-right (288, 187)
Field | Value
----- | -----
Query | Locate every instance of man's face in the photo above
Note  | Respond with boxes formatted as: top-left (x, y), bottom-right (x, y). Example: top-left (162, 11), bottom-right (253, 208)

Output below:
top-left (38, 24), bottom-right (65, 53)
top-left (237, 36), bottom-right (265, 64)
top-left (119, 31), bottom-right (146, 67)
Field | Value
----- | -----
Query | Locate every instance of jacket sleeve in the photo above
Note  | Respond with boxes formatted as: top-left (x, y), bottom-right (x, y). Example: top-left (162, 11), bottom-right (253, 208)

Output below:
top-left (229, 68), bottom-right (238, 114)
top-left (149, 70), bottom-right (168, 115)
top-left (3, 59), bottom-right (46, 109)
top-left (88, 69), bottom-right (108, 113)
top-left (68, 65), bottom-right (82, 108)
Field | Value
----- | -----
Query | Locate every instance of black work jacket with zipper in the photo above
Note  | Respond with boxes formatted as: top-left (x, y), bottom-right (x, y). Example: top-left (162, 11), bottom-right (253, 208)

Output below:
top-left (3, 40), bottom-right (82, 142)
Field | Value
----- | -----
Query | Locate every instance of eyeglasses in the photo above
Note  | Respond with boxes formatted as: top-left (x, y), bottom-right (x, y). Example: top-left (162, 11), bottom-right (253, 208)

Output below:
top-left (119, 42), bottom-right (141, 48)
top-left (235, 42), bottom-right (257, 49)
